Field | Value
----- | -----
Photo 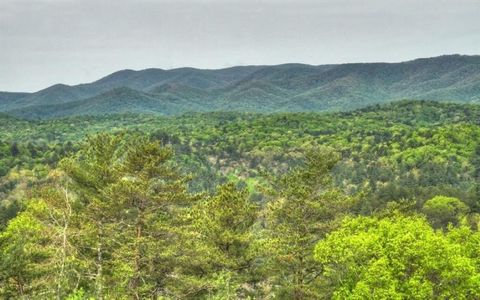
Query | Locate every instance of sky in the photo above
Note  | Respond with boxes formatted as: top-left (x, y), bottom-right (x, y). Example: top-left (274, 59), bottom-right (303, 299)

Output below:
top-left (1, 0), bottom-right (480, 92)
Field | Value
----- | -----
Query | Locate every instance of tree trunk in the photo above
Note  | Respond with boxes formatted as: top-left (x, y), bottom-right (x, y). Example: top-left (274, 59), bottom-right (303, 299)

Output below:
top-left (96, 226), bottom-right (104, 300)
top-left (131, 206), bottom-right (144, 300)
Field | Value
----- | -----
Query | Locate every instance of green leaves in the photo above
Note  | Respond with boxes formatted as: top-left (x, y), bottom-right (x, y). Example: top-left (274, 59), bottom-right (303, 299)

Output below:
top-left (422, 196), bottom-right (469, 229)
top-left (0, 200), bottom-right (55, 297)
top-left (314, 215), bottom-right (480, 299)
top-left (3, 101), bottom-right (480, 298)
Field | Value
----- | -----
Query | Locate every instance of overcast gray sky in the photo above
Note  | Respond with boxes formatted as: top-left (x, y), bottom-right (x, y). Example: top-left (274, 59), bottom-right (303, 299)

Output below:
top-left (1, 0), bottom-right (480, 92)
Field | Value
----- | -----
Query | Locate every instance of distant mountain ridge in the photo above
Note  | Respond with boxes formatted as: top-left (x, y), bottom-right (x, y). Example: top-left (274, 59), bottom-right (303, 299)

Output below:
top-left (3, 54), bottom-right (480, 119)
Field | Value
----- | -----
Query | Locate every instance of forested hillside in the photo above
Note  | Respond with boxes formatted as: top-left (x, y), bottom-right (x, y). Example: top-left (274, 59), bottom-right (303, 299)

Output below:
top-left (1, 100), bottom-right (480, 298)
top-left (2, 55), bottom-right (480, 119)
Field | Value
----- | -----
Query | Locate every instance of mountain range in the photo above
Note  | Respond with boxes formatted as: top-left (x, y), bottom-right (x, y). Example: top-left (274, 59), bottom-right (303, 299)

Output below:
top-left (1, 54), bottom-right (480, 119)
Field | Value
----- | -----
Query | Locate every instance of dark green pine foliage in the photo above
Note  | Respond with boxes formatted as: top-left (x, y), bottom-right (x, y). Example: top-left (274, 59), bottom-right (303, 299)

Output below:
top-left (60, 133), bottom-right (196, 299)
top-left (172, 183), bottom-right (258, 298)
top-left (259, 148), bottom-right (356, 299)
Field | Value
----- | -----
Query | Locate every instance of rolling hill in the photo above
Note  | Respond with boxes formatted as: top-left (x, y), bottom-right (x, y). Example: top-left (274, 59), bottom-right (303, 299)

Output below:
top-left (3, 54), bottom-right (480, 119)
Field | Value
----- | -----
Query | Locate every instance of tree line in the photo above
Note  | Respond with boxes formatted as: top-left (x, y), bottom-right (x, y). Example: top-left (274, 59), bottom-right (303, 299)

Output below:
top-left (1, 133), bottom-right (480, 299)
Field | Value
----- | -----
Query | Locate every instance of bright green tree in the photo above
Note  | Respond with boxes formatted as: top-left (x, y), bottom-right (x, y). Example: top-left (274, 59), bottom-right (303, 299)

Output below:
top-left (0, 170), bottom-right (88, 299)
top-left (0, 201), bottom-right (54, 298)
top-left (314, 214), bottom-right (480, 299)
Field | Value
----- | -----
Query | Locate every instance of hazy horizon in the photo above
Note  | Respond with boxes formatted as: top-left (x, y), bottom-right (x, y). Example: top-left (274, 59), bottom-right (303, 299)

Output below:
top-left (2, 0), bottom-right (480, 92)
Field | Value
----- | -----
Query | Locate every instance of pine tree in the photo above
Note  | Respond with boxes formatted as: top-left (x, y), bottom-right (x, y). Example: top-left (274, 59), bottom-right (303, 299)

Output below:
top-left (176, 183), bottom-right (258, 298)
top-left (60, 133), bottom-right (126, 299)
top-left (104, 136), bottom-right (195, 298)
top-left (59, 133), bottom-right (197, 298)
top-left (259, 148), bottom-right (356, 299)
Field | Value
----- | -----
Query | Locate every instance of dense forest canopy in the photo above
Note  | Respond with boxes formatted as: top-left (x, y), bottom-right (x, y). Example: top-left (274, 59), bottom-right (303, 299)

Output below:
top-left (1, 100), bottom-right (480, 298)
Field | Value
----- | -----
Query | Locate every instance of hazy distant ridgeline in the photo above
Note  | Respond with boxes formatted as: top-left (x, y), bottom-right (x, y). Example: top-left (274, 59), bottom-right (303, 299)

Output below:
top-left (1, 54), bottom-right (480, 119)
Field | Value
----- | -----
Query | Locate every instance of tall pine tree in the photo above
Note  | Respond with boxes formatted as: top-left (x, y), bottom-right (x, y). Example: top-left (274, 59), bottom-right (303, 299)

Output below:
top-left (259, 148), bottom-right (356, 298)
